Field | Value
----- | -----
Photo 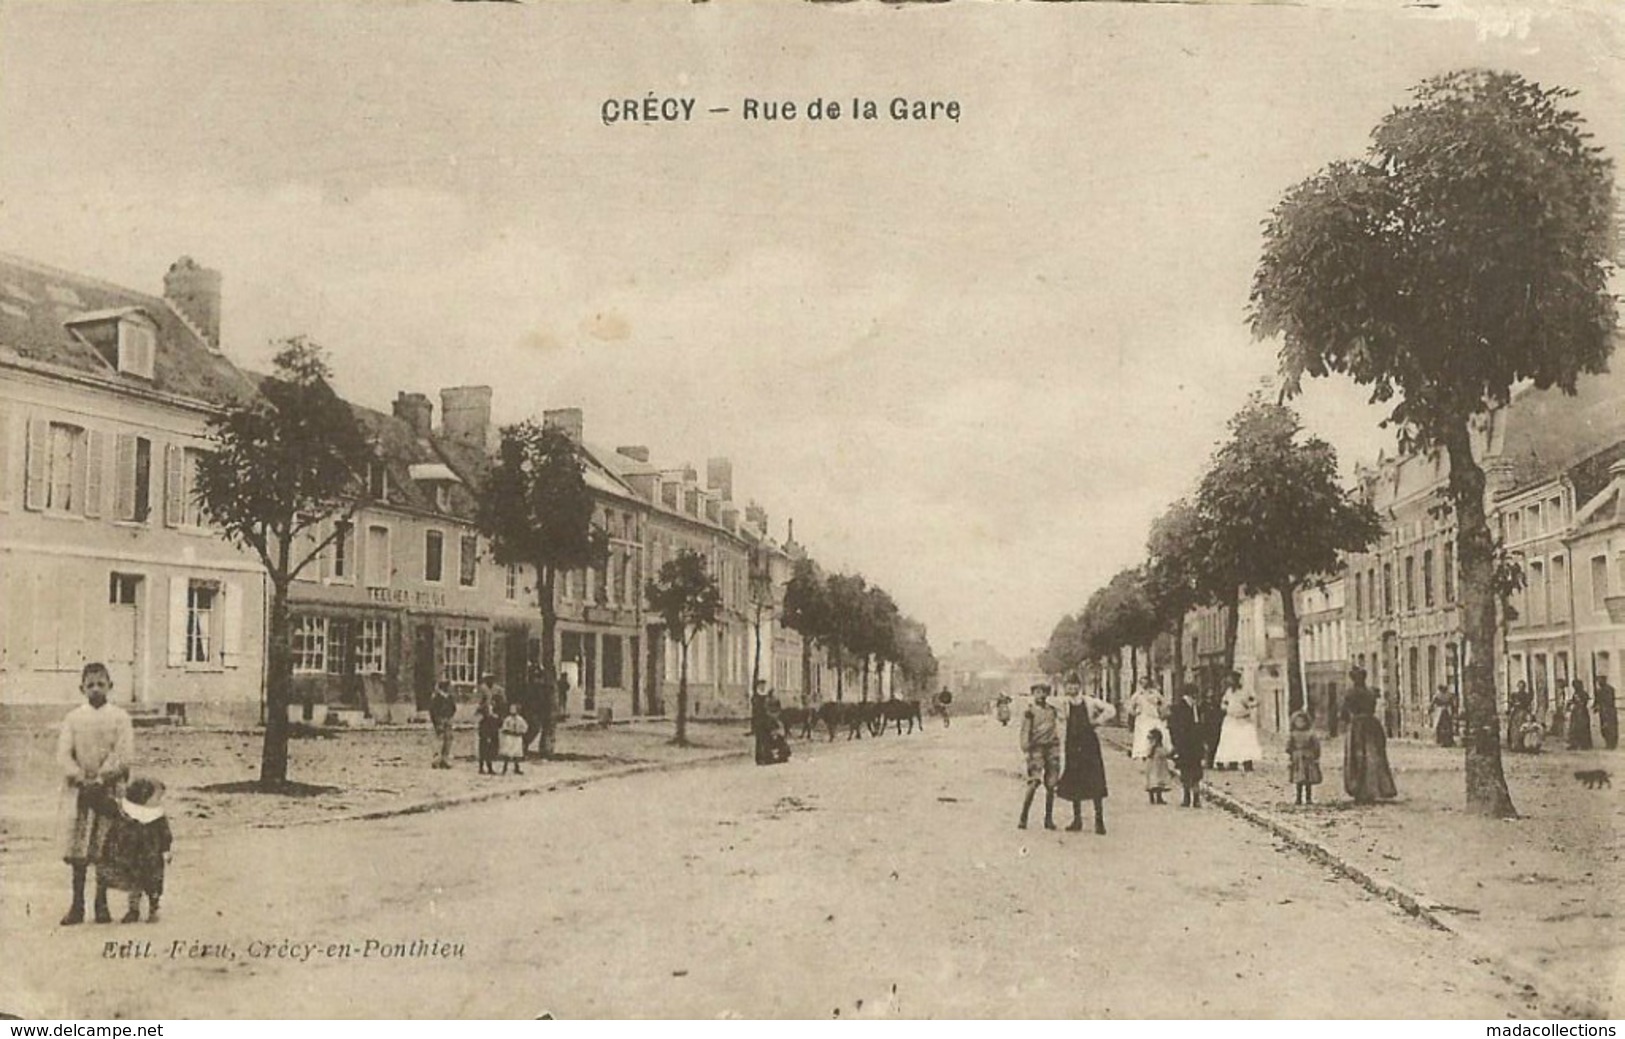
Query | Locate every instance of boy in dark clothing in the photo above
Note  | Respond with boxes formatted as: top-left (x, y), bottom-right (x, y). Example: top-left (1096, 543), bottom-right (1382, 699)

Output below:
top-left (1167, 684), bottom-right (1205, 808)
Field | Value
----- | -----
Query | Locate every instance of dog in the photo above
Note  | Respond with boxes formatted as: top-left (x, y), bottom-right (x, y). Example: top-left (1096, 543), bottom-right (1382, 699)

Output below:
top-left (1574, 769), bottom-right (1612, 789)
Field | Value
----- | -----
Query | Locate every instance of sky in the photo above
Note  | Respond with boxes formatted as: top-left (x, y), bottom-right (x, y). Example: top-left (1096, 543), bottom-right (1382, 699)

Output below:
top-left (1, 0), bottom-right (1622, 659)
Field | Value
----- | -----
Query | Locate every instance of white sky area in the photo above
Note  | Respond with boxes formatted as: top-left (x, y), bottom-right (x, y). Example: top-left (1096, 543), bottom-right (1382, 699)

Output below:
top-left (2, 0), bottom-right (1621, 659)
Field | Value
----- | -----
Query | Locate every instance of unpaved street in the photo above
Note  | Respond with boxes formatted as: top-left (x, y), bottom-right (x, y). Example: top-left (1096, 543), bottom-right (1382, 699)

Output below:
top-left (2, 718), bottom-right (1537, 1019)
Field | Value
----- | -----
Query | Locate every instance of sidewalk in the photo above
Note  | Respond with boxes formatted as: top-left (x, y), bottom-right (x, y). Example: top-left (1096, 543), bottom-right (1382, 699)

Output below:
top-left (0, 719), bottom-right (753, 851)
top-left (1105, 726), bottom-right (1622, 1017)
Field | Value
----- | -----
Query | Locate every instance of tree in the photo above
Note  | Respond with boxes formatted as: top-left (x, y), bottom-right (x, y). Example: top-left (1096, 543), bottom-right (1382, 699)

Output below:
top-left (1144, 498), bottom-right (1205, 693)
top-left (747, 544), bottom-right (777, 696)
top-left (1198, 397), bottom-right (1382, 718)
top-left (194, 337), bottom-right (372, 786)
top-left (1250, 69), bottom-right (1617, 816)
top-left (1038, 613), bottom-right (1086, 679)
top-left (824, 572), bottom-right (870, 701)
top-left (646, 549), bottom-right (724, 746)
top-left (781, 556), bottom-right (830, 702)
top-left (864, 585), bottom-right (902, 699)
top-left (893, 615), bottom-right (939, 696)
top-left (476, 421), bottom-right (609, 757)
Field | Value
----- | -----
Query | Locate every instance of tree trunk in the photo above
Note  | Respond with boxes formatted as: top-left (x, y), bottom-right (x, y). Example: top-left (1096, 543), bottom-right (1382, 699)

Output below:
top-left (536, 567), bottom-right (559, 758)
top-left (751, 604), bottom-right (764, 696)
top-left (1130, 645), bottom-right (1139, 690)
top-left (835, 649), bottom-right (845, 701)
top-left (1222, 586), bottom-right (1241, 677)
top-left (1172, 614), bottom-right (1186, 696)
top-left (674, 637), bottom-right (690, 746)
top-left (801, 638), bottom-right (813, 704)
top-left (259, 577), bottom-right (293, 785)
top-left (861, 656), bottom-right (871, 702)
top-left (1445, 425), bottom-right (1517, 818)
top-left (1281, 583), bottom-right (1304, 716)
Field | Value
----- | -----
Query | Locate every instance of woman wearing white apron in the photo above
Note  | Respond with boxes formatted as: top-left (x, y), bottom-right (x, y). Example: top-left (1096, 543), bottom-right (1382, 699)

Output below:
top-left (1127, 677), bottom-right (1170, 760)
top-left (1213, 670), bottom-right (1262, 771)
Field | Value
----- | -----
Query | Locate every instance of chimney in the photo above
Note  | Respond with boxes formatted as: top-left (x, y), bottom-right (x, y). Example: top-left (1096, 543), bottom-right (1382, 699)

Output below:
top-left (393, 392), bottom-right (434, 438)
top-left (706, 457), bottom-right (734, 502)
top-left (617, 445), bottom-right (651, 463)
top-left (163, 257), bottom-right (222, 351)
top-left (543, 407), bottom-right (584, 444)
top-left (746, 502), bottom-right (768, 531)
top-left (440, 386), bottom-right (494, 452)
top-left (721, 503), bottom-right (739, 533)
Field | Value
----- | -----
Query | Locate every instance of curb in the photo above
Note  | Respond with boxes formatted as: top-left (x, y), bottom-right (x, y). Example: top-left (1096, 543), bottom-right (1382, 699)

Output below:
top-left (1097, 729), bottom-right (1605, 1019)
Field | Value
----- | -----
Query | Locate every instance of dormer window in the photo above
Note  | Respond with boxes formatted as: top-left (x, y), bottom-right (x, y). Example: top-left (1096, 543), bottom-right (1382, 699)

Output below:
top-left (119, 318), bottom-right (157, 379)
top-left (435, 485), bottom-right (452, 513)
top-left (366, 460), bottom-right (388, 500)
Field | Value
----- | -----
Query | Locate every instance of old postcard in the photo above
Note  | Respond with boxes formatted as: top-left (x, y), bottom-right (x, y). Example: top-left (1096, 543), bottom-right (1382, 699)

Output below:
top-left (1, 0), bottom-right (1622, 1021)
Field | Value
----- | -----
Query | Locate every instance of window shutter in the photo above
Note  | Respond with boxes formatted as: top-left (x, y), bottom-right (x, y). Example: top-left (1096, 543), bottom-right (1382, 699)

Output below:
top-left (114, 434), bottom-right (136, 520)
top-left (320, 520), bottom-right (334, 580)
top-left (222, 581), bottom-right (243, 668)
top-left (167, 576), bottom-right (188, 667)
top-left (25, 418), bottom-right (49, 511)
top-left (164, 445), bottom-right (184, 527)
top-left (83, 430), bottom-right (105, 518)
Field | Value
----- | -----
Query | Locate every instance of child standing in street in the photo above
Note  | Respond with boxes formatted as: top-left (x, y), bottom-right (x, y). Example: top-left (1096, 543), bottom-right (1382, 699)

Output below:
top-left (99, 777), bottom-right (173, 923)
top-left (1287, 710), bottom-right (1323, 805)
top-left (1144, 728), bottom-right (1173, 805)
top-left (476, 696), bottom-right (501, 775)
top-left (57, 662), bottom-right (134, 925)
top-left (499, 701), bottom-right (527, 776)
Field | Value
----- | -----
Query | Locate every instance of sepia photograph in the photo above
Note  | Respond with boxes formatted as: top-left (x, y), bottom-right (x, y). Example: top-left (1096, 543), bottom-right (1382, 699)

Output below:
top-left (0, 0), bottom-right (1621, 1021)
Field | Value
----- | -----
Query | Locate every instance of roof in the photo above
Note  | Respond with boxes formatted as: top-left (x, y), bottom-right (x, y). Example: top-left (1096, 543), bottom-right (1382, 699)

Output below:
top-left (0, 253), bottom-right (258, 408)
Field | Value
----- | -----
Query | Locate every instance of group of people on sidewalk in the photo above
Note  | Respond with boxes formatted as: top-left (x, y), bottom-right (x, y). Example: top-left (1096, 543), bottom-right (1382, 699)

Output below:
top-left (431, 674), bottom-right (530, 775)
top-left (1018, 664), bottom-right (1401, 825)
top-left (1503, 677), bottom-right (1619, 754)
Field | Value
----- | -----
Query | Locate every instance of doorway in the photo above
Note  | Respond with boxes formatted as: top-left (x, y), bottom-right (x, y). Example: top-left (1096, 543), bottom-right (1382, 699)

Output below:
top-left (107, 573), bottom-right (144, 704)
top-left (413, 623), bottom-right (437, 711)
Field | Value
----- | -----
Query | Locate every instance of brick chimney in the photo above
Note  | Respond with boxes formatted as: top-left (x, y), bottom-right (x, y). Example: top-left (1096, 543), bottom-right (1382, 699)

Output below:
top-left (163, 257), bottom-right (222, 351)
top-left (544, 408), bottom-right (584, 444)
top-left (706, 457), bottom-right (734, 502)
top-left (440, 386), bottom-right (493, 452)
top-left (617, 445), bottom-right (651, 463)
top-left (393, 392), bottom-right (433, 438)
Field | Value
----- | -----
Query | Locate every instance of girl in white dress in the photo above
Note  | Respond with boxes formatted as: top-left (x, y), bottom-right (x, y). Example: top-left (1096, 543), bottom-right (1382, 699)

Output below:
top-left (1127, 678), bottom-right (1170, 760)
top-left (1213, 674), bottom-right (1263, 771)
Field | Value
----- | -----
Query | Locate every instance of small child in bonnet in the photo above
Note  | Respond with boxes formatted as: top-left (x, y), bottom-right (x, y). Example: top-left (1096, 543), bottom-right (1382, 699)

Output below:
top-left (99, 777), bottom-right (173, 923)
top-left (1287, 711), bottom-right (1323, 805)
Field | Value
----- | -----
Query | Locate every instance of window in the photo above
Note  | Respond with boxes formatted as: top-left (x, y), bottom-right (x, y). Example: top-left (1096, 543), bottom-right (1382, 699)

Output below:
top-left (1528, 503), bottom-right (1542, 536)
top-left (1551, 556), bottom-right (1568, 621)
top-left (186, 581), bottom-right (217, 664)
top-left (459, 535), bottom-right (478, 587)
top-left (167, 446), bottom-right (207, 528)
top-left (329, 521), bottom-right (352, 580)
top-left (112, 435), bottom-right (153, 522)
top-left (442, 626), bottom-right (478, 686)
top-left (1443, 541), bottom-right (1455, 603)
top-left (602, 635), bottom-right (624, 689)
top-left (608, 552), bottom-right (623, 606)
top-left (425, 530), bottom-right (444, 583)
top-left (366, 461), bottom-right (387, 500)
top-left (356, 618), bottom-right (389, 674)
top-left (1382, 563), bottom-right (1394, 615)
top-left (1528, 560), bottom-right (1546, 624)
top-left (1592, 555), bottom-right (1609, 614)
top-left (434, 485), bottom-right (452, 513)
top-left (1422, 549), bottom-right (1435, 609)
top-left (505, 563), bottom-right (520, 601)
top-left (292, 616), bottom-right (328, 674)
top-left (1508, 511), bottom-right (1523, 543)
top-left (1549, 496), bottom-right (1564, 529)
top-left (365, 525), bottom-right (391, 586)
top-left (109, 572), bottom-right (139, 605)
top-left (1404, 556), bottom-right (1416, 613)
top-left (118, 320), bottom-right (156, 379)
top-left (1427, 644), bottom-right (1439, 697)
top-left (1408, 646), bottom-right (1421, 701)
top-left (326, 619), bottom-right (351, 675)
top-left (46, 422), bottom-right (83, 512)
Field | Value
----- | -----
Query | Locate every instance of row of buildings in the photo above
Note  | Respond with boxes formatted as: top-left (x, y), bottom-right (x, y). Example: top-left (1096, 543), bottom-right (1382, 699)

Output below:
top-left (1175, 354), bottom-right (1625, 740)
top-left (0, 251), bottom-right (878, 727)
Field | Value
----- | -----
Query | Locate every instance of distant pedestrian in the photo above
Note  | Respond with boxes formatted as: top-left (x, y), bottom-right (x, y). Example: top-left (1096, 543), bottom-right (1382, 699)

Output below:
top-left (476, 697), bottom-right (501, 775)
top-left (1287, 710), bottom-right (1323, 806)
top-left (1201, 685), bottom-right (1225, 770)
top-left (56, 662), bottom-right (134, 926)
top-left (1507, 680), bottom-right (1533, 751)
top-left (1166, 684), bottom-right (1204, 808)
top-left (97, 777), bottom-right (172, 924)
top-left (1055, 676), bottom-right (1111, 834)
top-left (1214, 671), bottom-right (1261, 772)
top-left (1594, 676), bottom-right (1618, 750)
top-left (1127, 676), bottom-right (1169, 761)
top-left (428, 682), bottom-right (457, 769)
top-left (994, 694), bottom-right (1013, 727)
top-left (1341, 666), bottom-right (1397, 804)
top-left (499, 702), bottom-right (527, 775)
top-left (1017, 684), bottom-right (1061, 830)
top-left (1143, 729), bottom-right (1172, 805)
top-left (751, 680), bottom-right (776, 765)
top-left (936, 687), bottom-right (953, 728)
top-left (1430, 685), bottom-right (1456, 748)
top-left (1550, 681), bottom-right (1568, 741)
top-left (1566, 680), bottom-right (1593, 751)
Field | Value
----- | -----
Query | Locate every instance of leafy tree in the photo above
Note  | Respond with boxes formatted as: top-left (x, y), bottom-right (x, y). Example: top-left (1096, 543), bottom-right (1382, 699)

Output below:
top-left (781, 556), bottom-right (831, 702)
top-left (476, 421), bottom-right (609, 757)
top-left (1197, 397), bottom-right (1382, 717)
top-left (1144, 498), bottom-right (1206, 692)
top-left (194, 337), bottom-right (372, 785)
top-left (862, 585), bottom-right (901, 699)
top-left (1038, 613), bottom-right (1086, 679)
top-left (646, 549), bottom-right (724, 745)
top-left (893, 615), bottom-right (939, 696)
top-left (1250, 69), bottom-right (1617, 816)
top-left (824, 572), bottom-right (871, 701)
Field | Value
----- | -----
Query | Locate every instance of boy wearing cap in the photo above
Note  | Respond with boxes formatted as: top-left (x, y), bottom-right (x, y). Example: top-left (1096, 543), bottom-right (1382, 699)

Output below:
top-left (1018, 684), bottom-right (1062, 830)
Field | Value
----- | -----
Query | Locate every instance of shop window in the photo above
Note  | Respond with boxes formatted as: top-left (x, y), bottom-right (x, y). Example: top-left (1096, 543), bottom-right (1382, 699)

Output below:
top-left (443, 626), bottom-right (478, 686)
top-left (292, 616), bottom-right (327, 674)
top-left (356, 619), bottom-right (389, 675)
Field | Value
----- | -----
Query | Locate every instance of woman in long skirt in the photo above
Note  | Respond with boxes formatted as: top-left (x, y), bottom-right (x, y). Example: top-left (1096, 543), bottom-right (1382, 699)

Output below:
top-left (1566, 681), bottom-right (1593, 750)
top-left (1341, 667), bottom-right (1397, 803)
top-left (1127, 678), bottom-right (1169, 760)
top-left (1213, 672), bottom-right (1262, 772)
top-left (1055, 679), bottom-right (1112, 834)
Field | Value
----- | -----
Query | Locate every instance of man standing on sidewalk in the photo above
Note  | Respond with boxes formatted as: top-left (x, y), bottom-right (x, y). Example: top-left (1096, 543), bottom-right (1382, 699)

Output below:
top-left (429, 682), bottom-right (457, 769)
